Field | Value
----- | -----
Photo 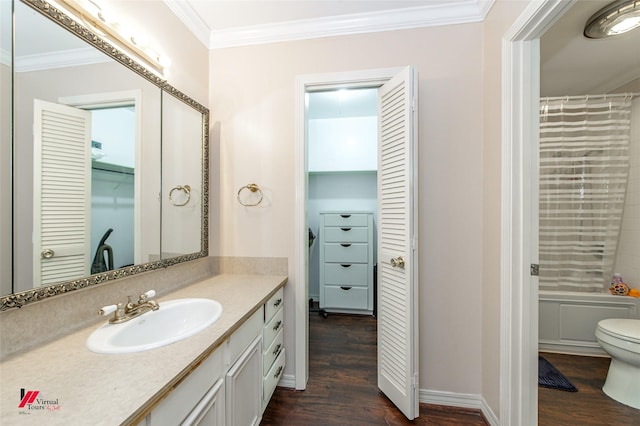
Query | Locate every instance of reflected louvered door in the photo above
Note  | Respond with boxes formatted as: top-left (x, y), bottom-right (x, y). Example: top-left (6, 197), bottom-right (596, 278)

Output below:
top-left (33, 99), bottom-right (91, 285)
top-left (377, 66), bottom-right (419, 420)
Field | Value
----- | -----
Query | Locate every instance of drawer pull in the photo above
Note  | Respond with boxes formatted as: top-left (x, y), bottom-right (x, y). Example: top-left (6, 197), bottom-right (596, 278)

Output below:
top-left (273, 320), bottom-right (282, 331)
top-left (274, 365), bottom-right (283, 378)
top-left (273, 343), bottom-right (282, 356)
top-left (340, 286), bottom-right (352, 291)
top-left (340, 214), bottom-right (351, 218)
top-left (273, 298), bottom-right (282, 308)
top-left (340, 243), bottom-right (351, 247)
top-left (340, 264), bottom-right (351, 268)
top-left (341, 227), bottom-right (352, 231)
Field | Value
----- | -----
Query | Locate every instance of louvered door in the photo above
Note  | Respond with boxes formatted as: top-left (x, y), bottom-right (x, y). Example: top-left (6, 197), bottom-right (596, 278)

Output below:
top-left (33, 99), bottom-right (91, 285)
top-left (377, 66), bottom-right (419, 420)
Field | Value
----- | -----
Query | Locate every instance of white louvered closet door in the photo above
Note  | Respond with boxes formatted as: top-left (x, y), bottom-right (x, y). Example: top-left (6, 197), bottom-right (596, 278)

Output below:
top-left (33, 99), bottom-right (92, 286)
top-left (377, 66), bottom-right (419, 420)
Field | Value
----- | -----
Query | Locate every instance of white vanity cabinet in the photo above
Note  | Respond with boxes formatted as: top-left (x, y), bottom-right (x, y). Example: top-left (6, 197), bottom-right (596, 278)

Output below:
top-left (225, 309), bottom-right (263, 426)
top-left (319, 212), bottom-right (374, 315)
top-left (262, 287), bottom-right (285, 410)
top-left (145, 346), bottom-right (225, 426)
top-left (144, 286), bottom-right (285, 426)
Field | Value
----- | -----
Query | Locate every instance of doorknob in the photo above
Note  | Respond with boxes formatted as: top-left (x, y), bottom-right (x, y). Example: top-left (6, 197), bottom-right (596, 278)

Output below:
top-left (41, 248), bottom-right (55, 259)
top-left (390, 256), bottom-right (405, 268)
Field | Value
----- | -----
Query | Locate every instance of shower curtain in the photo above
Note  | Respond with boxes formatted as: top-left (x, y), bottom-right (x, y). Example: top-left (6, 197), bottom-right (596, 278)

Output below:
top-left (539, 94), bottom-right (632, 292)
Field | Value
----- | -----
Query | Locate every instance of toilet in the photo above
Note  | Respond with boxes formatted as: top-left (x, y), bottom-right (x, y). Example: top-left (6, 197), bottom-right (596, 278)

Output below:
top-left (595, 318), bottom-right (640, 409)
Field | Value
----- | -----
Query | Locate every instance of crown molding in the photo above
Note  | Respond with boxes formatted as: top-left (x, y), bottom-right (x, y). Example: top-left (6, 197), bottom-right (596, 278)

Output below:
top-left (164, 0), bottom-right (495, 50)
top-left (15, 47), bottom-right (112, 72)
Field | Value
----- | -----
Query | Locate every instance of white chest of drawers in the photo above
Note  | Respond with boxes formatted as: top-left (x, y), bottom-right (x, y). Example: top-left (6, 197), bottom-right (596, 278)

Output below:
top-left (319, 212), bottom-right (374, 315)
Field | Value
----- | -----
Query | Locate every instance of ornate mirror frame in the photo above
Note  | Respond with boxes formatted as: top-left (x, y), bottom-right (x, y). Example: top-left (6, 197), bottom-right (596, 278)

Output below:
top-left (0, 0), bottom-right (209, 310)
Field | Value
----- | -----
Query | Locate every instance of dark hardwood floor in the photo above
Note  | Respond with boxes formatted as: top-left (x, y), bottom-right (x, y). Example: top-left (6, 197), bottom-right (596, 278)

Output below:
top-left (261, 312), bottom-right (488, 425)
top-left (538, 352), bottom-right (640, 425)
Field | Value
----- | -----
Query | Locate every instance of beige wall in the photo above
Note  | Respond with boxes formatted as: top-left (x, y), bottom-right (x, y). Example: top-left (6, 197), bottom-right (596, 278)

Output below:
top-left (211, 23), bottom-right (488, 397)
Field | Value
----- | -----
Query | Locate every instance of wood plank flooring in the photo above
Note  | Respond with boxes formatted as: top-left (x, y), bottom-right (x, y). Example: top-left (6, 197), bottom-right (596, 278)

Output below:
top-left (261, 312), bottom-right (487, 425)
top-left (538, 352), bottom-right (640, 425)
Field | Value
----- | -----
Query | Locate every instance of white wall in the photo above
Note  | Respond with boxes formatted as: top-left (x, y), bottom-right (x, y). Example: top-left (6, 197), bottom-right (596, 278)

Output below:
top-left (614, 98), bottom-right (640, 288)
top-left (0, 62), bottom-right (10, 296)
top-left (210, 22), bottom-right (486, 399)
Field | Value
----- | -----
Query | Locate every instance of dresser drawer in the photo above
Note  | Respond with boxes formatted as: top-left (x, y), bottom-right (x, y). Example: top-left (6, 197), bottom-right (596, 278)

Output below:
top-left (323, 285), bottom-right (368, 310)
top-left (323, 213), bottom-right (369, 227)
top-left (263, 307), bottom-right (284, 348)
top-left (263, 328), bottom-right (284, 372)
top-left (264, 287), bottom-right (284, 323)
top-left (324, 243), bottom-right (368, 263)
top-left (323, 227), bottom-right (368, 243)
top-left (324, 263), bottom-right (368, 287)
top-left (263, 349), bottom-right (285, 406)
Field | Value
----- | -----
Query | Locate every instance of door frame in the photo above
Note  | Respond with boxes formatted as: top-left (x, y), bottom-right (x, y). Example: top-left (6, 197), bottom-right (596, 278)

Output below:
top-left (500, 0), bottom-right (576, 424)
top-left (294, 67), bottom-right (404, 390)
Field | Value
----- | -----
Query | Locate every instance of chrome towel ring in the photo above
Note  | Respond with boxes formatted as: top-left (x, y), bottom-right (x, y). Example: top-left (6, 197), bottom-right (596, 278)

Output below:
top-left (237, 183), bottom-right (264, 207)
top-left (169, 184), bottom-right (191, 206)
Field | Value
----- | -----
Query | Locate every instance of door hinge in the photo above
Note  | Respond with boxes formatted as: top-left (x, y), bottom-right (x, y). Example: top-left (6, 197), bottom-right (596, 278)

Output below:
top-left (530, 264), bottom-right (539, 276)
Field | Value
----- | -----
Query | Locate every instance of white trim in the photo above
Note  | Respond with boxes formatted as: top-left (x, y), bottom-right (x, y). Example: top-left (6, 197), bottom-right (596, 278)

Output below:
top-left (500, 1), bottom-right (576, 425)
top-left (14, 47), bottom-right (111, 72)
top-left (276, 373), bottom-right (296, 389)
top-left (162, 0), bottom-right (212, 48)
top-left (419, 389), bottom-right (498, 426)
top-left (294, 67), bottom-right (402, 391)
top-left (0, 48), bottom-right (9, 67)
top-left (165, 1), bottom-right (495, 49)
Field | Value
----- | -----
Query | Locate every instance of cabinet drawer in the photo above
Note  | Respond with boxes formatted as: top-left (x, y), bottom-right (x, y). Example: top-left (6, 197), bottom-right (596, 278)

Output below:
top-left (323, 213), bottom-right (368, 227)
top-left (323, 227), bottom-right (368, 243)
top-left (264, 287), bottom-right (284, 323)
top-left (263, 349), bottom-right (285, 406)
top-left (227, 308), bottom-right (263, 367)
top-left (324, 263), bottom-right (368, 287)
top-left (263, 307), bottom-right (284, 349)
top-left (263, 328), bottom-right (284, 372)
top-left (323, 285), bottom-right (368, 310)
top-left (324, 243), bottom-right (368, 263)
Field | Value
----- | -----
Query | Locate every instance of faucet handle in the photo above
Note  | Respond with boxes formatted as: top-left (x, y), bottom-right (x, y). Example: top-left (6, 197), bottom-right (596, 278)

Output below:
top-left (137, 290), bottom-right (156, 303)
top-left (99, 305), bottom-right (117, 316)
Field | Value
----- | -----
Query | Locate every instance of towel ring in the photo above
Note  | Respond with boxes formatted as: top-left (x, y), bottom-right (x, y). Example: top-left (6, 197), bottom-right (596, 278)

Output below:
top-left (169, 185), bottom-right (191, 206)
top-left (237, 183), bottom-right (263, 207)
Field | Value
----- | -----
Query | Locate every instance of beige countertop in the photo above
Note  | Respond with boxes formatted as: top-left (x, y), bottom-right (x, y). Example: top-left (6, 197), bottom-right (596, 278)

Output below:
top-left (0, 274), bottom-right (287, 426)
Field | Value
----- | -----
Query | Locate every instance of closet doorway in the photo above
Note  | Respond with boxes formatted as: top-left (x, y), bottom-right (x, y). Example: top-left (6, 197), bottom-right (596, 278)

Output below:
top-left (295, 67), bottom-right (419, 419)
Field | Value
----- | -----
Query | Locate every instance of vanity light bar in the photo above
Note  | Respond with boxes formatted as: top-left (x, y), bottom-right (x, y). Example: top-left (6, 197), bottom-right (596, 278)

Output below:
top-left (55, 0), bottom-right (169, 73)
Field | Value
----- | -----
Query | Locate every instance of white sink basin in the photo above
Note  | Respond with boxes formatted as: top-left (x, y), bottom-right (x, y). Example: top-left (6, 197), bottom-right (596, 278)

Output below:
top-left (87, 298), bottom-right (222, 354)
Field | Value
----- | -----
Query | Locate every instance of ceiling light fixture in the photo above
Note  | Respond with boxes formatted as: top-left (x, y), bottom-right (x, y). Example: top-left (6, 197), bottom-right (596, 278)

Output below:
top-left (584, 0), bottom-right (640, 38)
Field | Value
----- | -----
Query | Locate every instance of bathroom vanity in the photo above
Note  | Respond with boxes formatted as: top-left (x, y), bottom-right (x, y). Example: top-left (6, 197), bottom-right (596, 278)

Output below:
top-left (0, 274), bottom-right (287, 425)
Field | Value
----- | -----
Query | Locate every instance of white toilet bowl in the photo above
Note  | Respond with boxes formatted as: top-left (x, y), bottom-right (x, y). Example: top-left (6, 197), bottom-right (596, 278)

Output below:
top-left (595, 318), bottom-right (640, 409)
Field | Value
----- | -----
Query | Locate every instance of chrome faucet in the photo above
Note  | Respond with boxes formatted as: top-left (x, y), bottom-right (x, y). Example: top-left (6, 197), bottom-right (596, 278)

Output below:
top-left (99, 290), bottom-right (159, 324)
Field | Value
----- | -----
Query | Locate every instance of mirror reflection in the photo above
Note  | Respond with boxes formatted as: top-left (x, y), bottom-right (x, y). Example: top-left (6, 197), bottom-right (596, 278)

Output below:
top-left (0, 0), bottom-right (208, 305)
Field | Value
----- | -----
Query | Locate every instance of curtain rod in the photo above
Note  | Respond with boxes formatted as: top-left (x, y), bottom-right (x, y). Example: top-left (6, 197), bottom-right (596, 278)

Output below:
top-left (541, 93), bottom-right (640, 102)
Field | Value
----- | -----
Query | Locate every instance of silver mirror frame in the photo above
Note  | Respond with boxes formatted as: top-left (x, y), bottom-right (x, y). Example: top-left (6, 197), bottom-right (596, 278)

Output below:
top-left (0, 0), bottom-right (209, 310)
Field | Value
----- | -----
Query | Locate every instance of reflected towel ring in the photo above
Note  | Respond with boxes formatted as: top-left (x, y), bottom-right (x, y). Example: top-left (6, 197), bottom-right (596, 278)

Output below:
top-left (169, 185), bottom-right (191, 206)
top-left (237, 183), bottom-right (263, 207)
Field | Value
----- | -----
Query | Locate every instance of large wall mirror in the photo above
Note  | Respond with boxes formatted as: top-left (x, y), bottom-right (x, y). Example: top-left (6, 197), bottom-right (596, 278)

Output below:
top-left (0, 0), bottom-right (209, 309)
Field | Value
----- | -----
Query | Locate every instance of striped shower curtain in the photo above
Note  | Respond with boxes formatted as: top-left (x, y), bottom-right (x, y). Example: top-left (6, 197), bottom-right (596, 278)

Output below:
top-left (539, 95), bottom-right (632, 292)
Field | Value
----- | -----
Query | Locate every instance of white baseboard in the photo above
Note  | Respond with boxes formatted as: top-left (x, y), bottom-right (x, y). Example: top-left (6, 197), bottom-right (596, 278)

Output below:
top-left (276, 377), bottom-right (499, 424)
top-left (277, 373), bottom-right (296, 389)
top-left (539, 341), bottom-right (608, 357)
top-left (419, 389), bottom-right (498, 426)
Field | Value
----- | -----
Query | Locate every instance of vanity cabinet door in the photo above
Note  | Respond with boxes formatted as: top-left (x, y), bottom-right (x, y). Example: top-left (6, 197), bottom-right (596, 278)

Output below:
top-left (225, 336), bottom-right (262, 426)
top-left (146, 347), bottom-right (223, 426)
top-left (181, 378), bottom-right (224, 425)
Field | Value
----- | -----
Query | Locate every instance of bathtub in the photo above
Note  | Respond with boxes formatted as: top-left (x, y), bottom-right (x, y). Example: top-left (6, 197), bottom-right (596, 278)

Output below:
top-left (539, 290), bottom-right (640, 356)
